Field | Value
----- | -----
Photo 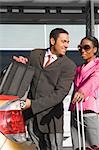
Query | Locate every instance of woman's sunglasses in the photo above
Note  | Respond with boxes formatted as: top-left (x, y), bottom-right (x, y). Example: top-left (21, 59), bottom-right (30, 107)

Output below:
top-left (78, 45), bottom-right (92, 52)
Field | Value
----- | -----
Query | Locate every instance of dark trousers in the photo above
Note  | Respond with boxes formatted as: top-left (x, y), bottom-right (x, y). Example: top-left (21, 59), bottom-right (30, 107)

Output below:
top-left (26, 118), bottom-right (63, 150)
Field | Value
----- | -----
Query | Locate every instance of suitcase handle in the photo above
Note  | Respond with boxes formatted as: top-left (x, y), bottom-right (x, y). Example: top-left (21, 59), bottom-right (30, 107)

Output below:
top-left (76, 101), bottom-right (86, 150)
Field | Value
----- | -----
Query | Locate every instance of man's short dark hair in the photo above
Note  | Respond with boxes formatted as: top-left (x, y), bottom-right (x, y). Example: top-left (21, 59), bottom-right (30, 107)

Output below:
top-left (50, 28), bottom-right (69, 41)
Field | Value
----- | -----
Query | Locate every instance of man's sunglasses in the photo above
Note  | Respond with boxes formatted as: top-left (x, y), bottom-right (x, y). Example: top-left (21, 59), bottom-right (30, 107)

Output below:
top-left (78, 45), bottom-right (92, 52)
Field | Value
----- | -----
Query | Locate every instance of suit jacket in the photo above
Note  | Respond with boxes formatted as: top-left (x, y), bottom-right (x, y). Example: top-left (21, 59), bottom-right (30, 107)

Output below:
top-left (70, 58), bottom-right (99, 113)
top-left (26, 48), bottom-right (76, 133)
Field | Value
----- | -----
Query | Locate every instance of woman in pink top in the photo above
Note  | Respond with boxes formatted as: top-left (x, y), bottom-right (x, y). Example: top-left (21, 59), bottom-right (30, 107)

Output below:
top-left (70, 36), bottom-right (99, 150)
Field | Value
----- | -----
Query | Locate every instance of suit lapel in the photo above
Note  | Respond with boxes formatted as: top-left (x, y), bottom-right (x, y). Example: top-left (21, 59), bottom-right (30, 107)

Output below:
top-left (39, 50), bottom-right (46, 67)
top-left (39, 49), bottom-right (65, 69)
top-left (75, 59), bottom-right (98, 87)
top-left (45, 56), bottom-right (64, 69)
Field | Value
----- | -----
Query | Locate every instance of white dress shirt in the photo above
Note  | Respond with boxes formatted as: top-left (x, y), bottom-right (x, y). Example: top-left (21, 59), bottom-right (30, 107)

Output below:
top-left (43, 49), bottom-right (57, 67)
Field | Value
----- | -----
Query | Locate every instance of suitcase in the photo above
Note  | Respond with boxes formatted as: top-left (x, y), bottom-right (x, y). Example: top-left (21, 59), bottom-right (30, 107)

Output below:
top-left (0, 60), bottom-right (34, 99)
top-left (0, 61), bottom-right (37, 150)
top-left (76, 101), bottom-right (99, 150)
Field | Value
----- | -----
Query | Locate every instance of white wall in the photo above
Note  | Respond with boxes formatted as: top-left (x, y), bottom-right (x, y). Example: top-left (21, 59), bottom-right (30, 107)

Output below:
top-left (0, 24), bottom-right (45, 49)
top-left (0, 24), bottom-right (86, 49)
top-left (0, 24), bottom-right (98, 49)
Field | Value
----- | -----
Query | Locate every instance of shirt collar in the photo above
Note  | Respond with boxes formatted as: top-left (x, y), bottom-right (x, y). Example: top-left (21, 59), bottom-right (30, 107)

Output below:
top-left (45, 49), bottom-right (57, 60)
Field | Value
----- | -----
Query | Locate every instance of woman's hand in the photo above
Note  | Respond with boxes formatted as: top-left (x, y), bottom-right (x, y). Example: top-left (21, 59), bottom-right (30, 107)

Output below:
top-left (13, 56), bottom-right (28, 64)
top-left (72, 91), bottom-right (84, 104)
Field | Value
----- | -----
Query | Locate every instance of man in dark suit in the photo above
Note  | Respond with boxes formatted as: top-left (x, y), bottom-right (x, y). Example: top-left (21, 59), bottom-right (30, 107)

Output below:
top-left (13, 28), bottom-right (76, 150)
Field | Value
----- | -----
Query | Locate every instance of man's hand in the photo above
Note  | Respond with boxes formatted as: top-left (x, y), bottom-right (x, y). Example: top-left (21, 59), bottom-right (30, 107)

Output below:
top-left (72, 91), bottom-right (84, 104)
top-left (20, 98), bottom-right (31, 110)
top-left (13, 56), bottom-right (28, 64)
